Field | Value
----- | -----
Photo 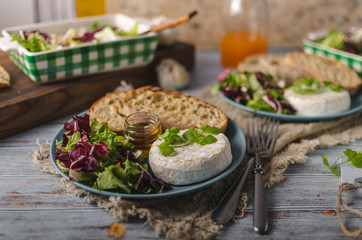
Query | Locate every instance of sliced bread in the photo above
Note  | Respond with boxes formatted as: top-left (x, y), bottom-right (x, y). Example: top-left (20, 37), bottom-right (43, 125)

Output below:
top-left (0, 64), bottom-right (10, 88)
top-left (284, 52), bottom-right (362, 95)
top-left (88, 91), bottom-right (131, 134)
top-left (237, 54), bottom-right (307, 88)
top-left (123, 86), bottom-right (228, 132)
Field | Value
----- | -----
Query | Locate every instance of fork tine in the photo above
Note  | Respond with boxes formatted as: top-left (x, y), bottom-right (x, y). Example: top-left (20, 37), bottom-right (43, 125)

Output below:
top-left (246, 120), bottom-right (251, 152)
top-left (257, 118), bottom-right (265, 150)
top-left (251, 119), bottom-right (257, 152)
top-left (265, 118), bottom-right (279, 154)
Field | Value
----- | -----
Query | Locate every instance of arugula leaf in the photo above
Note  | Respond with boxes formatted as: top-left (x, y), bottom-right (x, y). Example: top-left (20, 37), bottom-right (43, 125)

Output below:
top-left (157, 125), bottom-right (222, 156)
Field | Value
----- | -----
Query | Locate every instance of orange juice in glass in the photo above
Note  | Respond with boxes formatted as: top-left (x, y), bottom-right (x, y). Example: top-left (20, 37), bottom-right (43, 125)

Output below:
top-left (221, 0), bottom-right (269, 68)
top-left (221, 30), bottom-right (267, 68)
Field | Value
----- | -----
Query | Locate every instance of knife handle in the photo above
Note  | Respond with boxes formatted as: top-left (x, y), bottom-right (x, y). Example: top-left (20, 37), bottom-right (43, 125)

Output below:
top-left (253, 165), bottom-right (268, 234)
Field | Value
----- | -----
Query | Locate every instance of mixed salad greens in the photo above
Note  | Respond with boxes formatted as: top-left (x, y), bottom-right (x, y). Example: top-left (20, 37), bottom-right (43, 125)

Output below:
top-left (212, 69), bottom-right (296, 114)
top-left (212, 69), bottom-right (347, 115)
top-left (11, 21), bottom-right (139, 52)
top-left (314, 27), bottom-right (362, 55)
top-left (55, 114), bottom-right (170, 194)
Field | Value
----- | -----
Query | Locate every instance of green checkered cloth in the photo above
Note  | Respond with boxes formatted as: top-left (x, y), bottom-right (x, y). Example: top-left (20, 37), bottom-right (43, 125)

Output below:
top-left (9, 35), bottom-right (158, 82)
top-left (303, 40), bottom-right (362, 75)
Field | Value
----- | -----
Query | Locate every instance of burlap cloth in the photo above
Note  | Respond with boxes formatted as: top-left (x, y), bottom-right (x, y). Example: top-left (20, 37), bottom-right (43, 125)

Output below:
top-left (31, 85), bottom-right (362, 240)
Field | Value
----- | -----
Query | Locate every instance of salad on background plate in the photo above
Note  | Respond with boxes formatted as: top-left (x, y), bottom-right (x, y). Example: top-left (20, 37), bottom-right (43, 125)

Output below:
top-left (213, 69), bottom-right (362, 122)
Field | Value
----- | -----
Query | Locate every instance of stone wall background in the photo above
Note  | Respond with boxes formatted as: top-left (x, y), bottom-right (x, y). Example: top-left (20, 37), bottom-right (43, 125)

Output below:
top-left (106, 0), bottom-right (362, 50)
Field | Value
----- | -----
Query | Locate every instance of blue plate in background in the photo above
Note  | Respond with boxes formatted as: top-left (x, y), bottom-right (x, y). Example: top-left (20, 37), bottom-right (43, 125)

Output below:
top-left (217, 87), bottom-right (362, 122)
top-left (50, 112), bottom-right (246, 199)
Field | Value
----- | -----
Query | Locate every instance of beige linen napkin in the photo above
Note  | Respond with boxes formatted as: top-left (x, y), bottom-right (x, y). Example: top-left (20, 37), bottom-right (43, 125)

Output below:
top-left (32, 85), bottom-right (362, 240)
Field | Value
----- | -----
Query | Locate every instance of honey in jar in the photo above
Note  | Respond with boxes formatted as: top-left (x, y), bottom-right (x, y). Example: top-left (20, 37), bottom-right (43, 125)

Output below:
top-left (124, 112), bottom-right (162, 156)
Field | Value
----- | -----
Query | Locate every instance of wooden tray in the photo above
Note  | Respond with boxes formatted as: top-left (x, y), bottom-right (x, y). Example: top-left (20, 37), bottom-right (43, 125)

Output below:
top-left (0, 42), bottom-right (195, 139)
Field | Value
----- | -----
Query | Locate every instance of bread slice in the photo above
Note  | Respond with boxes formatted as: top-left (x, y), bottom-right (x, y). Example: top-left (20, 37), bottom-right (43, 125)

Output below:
top-left (237, 54), bottom-right (307, 88)
top-left (0, 64), bottom-right (10, 88)
top-left (88, 91), bottom-right (131, 134)
top-left (123, 86), bottom-right (228, 132)
top-left (284, 52), bottom-right (362, 95)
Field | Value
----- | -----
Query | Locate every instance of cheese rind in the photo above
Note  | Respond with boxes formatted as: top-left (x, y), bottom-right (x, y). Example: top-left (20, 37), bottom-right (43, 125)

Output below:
top-left (148, 130), bottom-right (233, 185)
top-left (283, 87), bottom-right (351, 116)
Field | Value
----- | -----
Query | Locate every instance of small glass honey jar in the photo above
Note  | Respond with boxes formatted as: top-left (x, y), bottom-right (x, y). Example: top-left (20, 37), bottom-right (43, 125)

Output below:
top-left (124, 112), bottom-right (162, 156)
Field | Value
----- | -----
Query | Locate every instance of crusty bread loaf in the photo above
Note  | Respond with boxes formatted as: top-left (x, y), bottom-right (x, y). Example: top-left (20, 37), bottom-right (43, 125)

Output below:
top-left (0, 64), bottom-right (10, 88)
top-left (88, 91), bottom-right (130, 134)
top-left (123, 86), bottom-right (228, 132)
top-left (237, 54), bottom-right (307, 88)
top-left (284, 52), bottom-right (362, 95)
top-left (88, 86), bottom-right (228, 134)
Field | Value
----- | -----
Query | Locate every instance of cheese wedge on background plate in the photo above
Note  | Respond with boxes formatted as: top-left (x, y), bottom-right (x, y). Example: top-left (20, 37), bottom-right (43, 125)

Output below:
top-left (284, 87), bottom-right (350, 116)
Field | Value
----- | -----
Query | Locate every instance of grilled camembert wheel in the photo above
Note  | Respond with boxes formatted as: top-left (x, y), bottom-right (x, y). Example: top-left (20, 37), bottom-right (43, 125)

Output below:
top-left (148, 129), bottom-right (233, 185)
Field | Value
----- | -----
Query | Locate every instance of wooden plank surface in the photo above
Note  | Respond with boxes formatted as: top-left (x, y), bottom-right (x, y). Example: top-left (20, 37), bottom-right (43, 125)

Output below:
top-left (0, 42), bottom-right (195, 139)
top-left (1, 50), bottom-right (362, 240)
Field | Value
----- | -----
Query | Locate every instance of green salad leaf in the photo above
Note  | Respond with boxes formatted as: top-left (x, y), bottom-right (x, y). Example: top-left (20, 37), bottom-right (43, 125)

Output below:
top-left (317, 29), bottom-right (345, 50)
top-left (117, 22), bottom-right (139, 36)
top-left (11, 32), bottom-right (52, 52)
top-left (246, 90), bottom-right (275, 112)
top-left (322, 148), bottom-right (362, 184)
top-left (56, 131), bottom-right (81, 152)
top-left (211, 72), bottom-right (249, 95)
top-left (55, 116), bottom-right (170, 194)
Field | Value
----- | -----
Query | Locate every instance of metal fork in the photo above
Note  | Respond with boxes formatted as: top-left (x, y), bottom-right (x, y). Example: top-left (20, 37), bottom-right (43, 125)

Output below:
top-left (246, 117), bottom-right (279, 234)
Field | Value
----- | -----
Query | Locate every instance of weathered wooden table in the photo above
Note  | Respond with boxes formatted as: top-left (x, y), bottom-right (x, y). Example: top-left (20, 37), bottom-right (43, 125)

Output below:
top-left (1, 49), bottom-right (361, 240)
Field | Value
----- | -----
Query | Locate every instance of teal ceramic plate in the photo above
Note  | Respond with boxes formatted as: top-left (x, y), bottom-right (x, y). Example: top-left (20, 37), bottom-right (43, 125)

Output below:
top-left (50, 112), bottom-right (246, 199)
top-left (217, 87), bottom-right (362, 122)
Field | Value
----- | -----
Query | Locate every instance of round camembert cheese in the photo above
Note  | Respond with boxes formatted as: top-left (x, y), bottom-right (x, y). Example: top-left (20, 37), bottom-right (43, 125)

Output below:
top-left (283, 87), bottom-right (351, 116)
top-left (148, 130), bottom-right (233, 185)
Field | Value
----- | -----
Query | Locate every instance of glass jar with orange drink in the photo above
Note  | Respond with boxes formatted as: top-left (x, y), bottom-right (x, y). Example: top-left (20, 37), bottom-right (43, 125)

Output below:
top-left (220, 0), bottom-right (269, 68)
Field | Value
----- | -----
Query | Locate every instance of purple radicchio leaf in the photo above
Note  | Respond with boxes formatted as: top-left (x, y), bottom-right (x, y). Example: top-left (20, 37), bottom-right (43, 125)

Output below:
top-left (24, 30), bottom-right (51, 43)
top-left (263, 91), bottom-right (282, 113)
top-left (73, 32), bottom-right (95, 42)
top-left (255, 72), bottom-right (279, 89)
top-left (64, 114), bottom-right (90, 134)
